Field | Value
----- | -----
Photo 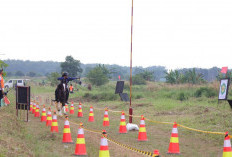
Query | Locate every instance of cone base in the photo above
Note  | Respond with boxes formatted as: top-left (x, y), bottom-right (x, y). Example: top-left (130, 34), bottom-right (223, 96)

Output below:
top-left (138, 139), bottom-right (148, 141)
top-left (73, 154), bottom-right (88, 156)
top-left (46, 121), bottom-right (52, 126)
top-left (167, 152), bottom-right (180, 154)
top-left (62, 142), bottom-right (74, 144)
top-left (41, 118), bottom-right (46, 122)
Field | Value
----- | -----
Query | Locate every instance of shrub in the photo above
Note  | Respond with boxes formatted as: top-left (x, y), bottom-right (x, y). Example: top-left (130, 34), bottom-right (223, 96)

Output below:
top-left (135, 94), bottom-right (143, 99)
top-left (83, 92), bottom-right (118, 101)
top-left (132, 74), bottom-right (146, 85)
top-left (177, 92), bottom-right (187, 101)
top-left (194, 87), bottom-right (216, 98)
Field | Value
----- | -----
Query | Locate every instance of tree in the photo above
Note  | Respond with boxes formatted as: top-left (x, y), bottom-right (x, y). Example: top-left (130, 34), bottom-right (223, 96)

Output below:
top-left (0, 60), bottom-right (8, 77)
top-left (47, 72), bottom-right (60, 86)
top-left (27, 71), bottom-right (36, 77)
top-left (165, 69), bottom-right (205, 84)
top-left (87, 65), bottom-right (110, 86)
top-left (165, 70), bottom-right (183, 84)
top-left (60, 56), bottom-right (82, 77)
top-left (140, 70), bottom-right (153, 81)
top-left (183, 68), bottom-right (205, 84)
top-left (15, 71), bottom-right (24, 77)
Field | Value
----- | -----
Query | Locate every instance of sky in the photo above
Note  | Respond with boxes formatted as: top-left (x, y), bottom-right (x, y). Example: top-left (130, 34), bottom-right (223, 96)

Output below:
top-left (0, 0), bottom-right (232, 69)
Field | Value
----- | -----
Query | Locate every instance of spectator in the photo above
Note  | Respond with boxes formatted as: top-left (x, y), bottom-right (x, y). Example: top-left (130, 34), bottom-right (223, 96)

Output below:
top-left (0, 69), bottom-right (5, 107)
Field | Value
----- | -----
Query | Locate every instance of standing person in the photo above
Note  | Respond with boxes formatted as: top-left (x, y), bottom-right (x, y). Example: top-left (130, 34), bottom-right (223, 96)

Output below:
top-left (69, 84), bottom-right (74, 93)
top-left (0, 69), bottom-right (5, 107)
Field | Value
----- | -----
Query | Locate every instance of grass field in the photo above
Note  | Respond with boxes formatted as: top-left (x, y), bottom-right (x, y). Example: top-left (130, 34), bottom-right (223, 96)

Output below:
top-left (0, 81), bottom-right (231, 157)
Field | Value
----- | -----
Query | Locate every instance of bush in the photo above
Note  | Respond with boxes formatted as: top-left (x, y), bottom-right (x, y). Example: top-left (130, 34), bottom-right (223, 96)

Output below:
top-left (83, 92), bottom-right (118, 101)
top-left (194, 87), bottom-right (216, 98)
top-left (177, 92), bottom-right (187, 101)
top-left (47, 72), bottom-right (60, 86)
top-left (135, 94), bottom-right (143, 99)
top-left (132, 74), bottom-right (146, 85)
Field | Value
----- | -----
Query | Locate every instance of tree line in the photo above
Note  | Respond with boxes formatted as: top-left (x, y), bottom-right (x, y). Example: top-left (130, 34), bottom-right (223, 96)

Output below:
top-left (2, 57), bottom-right (224, 86)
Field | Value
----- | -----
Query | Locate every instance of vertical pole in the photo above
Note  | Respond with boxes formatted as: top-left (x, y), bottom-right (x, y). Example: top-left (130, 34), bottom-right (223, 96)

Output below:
top-left (16, 86), bottom-right (18, 117)
top-left (129, 0), bottom-right (133, 123)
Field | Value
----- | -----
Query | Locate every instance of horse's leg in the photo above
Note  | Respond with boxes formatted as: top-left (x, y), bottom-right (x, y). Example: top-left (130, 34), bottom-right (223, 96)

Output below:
top-left (62, 102), bottom-right (66, 114)
top-left (56, 102), bottom-right (63, 116)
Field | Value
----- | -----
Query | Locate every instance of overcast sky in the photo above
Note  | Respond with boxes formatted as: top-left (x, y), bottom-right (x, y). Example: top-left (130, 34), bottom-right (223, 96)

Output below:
top-left (0, 0), bottom-right (232, 69)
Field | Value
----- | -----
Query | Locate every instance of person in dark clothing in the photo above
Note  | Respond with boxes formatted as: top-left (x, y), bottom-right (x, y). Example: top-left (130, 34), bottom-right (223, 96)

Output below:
top-left (57, 72), bottom-right (79, 103)
top-left (55, 72), bottom-right (79, 115)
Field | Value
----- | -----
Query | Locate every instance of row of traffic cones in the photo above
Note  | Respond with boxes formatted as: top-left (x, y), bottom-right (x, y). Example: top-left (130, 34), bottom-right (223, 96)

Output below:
top-left (30, 101), bottom-right (168, 156)
top-left (31, 101), bottom-right (232, 157)
top-left (30, 100), bottom-right (232, 157)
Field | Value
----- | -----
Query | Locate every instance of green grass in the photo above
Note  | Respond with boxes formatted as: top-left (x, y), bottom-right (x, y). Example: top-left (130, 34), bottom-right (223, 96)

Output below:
top-left (1, 81), bottom-right (231, 156)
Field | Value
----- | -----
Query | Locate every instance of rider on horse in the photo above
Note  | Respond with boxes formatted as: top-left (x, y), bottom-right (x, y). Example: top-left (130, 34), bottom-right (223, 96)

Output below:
top-left (55, 72), bottom-right (79, 115)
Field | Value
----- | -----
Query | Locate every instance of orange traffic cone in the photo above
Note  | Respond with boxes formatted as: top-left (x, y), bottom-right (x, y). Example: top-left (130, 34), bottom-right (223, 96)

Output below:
top-left (46, 107), bottom-right (52, 126)
top-left (138, 115), bottom-right (147, 141)
top-left (167, 122), bottom-right (180, 154)
top-left (32, 102), bottom-right (36, 114)
top-left (88, 106), bottom-right (94, 122)
top-left (34, 104), bottom-right (40, 117)
top-left (30, 101), bottom-right (33, 112)
top-left (99, 130), bottom-right (110, 157)
top-left (51, 111), bottom-right (58, 133)
top-left (65, 103), bottom-right (69, 112)
top-left (153, 150), bottom-right (160, 157)
top-left (70, 101), bottom-right (74, 114)
top-left (119, 111), bottom-right (127, 133)
top-left (223, 132), bottom-right (232, 157)
top-left (77, 102), bottom-right (83, 117)
top-left (103, 108), bottom-right (109, 126)
top-left (41, 105), bottom-right (47, 122)
top-left (62, 116), bottom-right (73, 143)
top-left (74, 123), bottom-right (87, 156)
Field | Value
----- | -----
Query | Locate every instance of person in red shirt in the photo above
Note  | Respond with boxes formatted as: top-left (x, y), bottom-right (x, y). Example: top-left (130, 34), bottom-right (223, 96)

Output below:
top-left (0, 69), bottom-right (5, 105)
top-left (69, 84), bottom-right (74, 93)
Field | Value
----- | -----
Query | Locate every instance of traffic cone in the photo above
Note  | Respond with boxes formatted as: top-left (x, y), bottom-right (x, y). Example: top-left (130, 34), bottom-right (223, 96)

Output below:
top-left (103, 108), bottom-right (109, 126)
top-left (46, 107), bottom-right (52, 126)
top-left (167, 122), bottom-right (180, 154)
top-left (223, 132), bottom-right (232, 157)
top-left (70, 101), bottom-right (74, 114)
top-left (74, 123), bottom-right (87, 156)
top-left (138, 115), bottom-right (147, 141)
top-left (77, 102), bottom-right (83, 117)
top-left (88, 106), bottom-right (94, 122)
top-left (153, 150), bottom-right (160, 157)
top-left (99, 130), bottom-right (110, 157)
top-left (30, 101), bottom-right (33, 112)
top-left (34, 104), bottom-right (40, 117)
top-left (32, 102), bottom-right (36, 114)
top-left (40, 105), bottom-right (47, 122)
top-left (51, 111), bottom-right (58, 133)
top-left (119, 111), bottom-right (127, 133)
top-left (62, 116), bottom-right (73, 143)
top-left (65, 103), bottom-right (69, 112)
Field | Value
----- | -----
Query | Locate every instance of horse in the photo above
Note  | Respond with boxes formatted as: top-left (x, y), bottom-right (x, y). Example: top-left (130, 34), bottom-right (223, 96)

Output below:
top-left (55, 82), bottom-right (69, 115)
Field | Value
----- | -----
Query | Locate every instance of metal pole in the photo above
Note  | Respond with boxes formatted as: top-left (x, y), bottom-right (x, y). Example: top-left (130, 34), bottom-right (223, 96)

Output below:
top-left (129, 0), bottom-right (133, 123)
